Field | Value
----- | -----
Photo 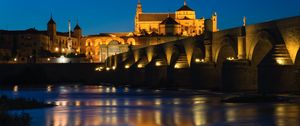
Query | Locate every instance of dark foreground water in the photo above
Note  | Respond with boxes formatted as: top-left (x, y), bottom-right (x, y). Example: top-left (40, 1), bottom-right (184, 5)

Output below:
top-left (0, 85), bottom-right (300, 126)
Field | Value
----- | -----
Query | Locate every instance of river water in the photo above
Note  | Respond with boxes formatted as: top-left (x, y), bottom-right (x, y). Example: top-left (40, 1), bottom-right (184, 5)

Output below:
top-left (0, 85), bottom-right (299, 126)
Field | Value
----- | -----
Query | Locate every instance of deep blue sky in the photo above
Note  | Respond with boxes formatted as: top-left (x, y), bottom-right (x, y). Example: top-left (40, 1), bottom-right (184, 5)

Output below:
top-left (0, 0), bottom-right (299, 35)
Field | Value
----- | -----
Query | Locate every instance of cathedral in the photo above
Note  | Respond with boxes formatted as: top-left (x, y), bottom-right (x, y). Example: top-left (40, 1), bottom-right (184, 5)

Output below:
top-left (134, 0), bottom-right (218, 36)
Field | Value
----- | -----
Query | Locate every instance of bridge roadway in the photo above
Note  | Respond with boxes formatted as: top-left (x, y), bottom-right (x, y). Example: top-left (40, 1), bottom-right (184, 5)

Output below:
top-left (100, 16), bottom-right (300, 93)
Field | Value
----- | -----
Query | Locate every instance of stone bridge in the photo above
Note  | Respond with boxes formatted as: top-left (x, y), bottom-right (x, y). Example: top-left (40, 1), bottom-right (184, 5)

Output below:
top-left (100, 16), bottom-right (300, 93)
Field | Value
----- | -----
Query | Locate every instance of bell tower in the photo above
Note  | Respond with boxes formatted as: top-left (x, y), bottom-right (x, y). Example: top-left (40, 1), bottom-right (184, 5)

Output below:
top-left (47, 14), bottom-right (57, 51)
top-left (135, 0), bottom-right (143, 34)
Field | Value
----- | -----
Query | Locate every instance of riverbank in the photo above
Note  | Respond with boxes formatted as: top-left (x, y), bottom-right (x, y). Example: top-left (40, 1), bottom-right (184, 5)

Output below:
top-left (0, 95), bottom-right (55, 126)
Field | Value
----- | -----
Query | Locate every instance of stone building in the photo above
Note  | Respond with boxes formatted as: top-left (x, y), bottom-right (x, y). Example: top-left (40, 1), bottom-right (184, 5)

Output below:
top-left (134, 0), bottom-right (218, 36)
top-left (0, 15), bottom-right (82, 63)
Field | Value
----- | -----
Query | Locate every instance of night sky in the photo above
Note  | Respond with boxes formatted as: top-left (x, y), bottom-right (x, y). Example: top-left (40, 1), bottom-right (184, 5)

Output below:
top-left (0, 0), bottom-right (299, 35)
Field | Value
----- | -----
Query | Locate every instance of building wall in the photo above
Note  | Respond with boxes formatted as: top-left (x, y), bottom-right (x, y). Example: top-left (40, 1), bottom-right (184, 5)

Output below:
top-left (134, 3), bottom-right (217, 36)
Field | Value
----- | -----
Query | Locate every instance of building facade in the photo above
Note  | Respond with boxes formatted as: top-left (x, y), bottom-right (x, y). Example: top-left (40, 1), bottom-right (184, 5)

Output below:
top-left (134, 0), bottom-right (218, 36)
top-left (0, 16), bottom-right (82, 63)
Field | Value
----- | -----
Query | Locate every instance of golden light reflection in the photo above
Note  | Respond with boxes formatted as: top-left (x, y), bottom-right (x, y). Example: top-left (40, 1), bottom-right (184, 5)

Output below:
top-left (105, 87), bottom-right (111, 93)
top-left (155, 110), bottom-right (162, 125)
top-left (226, 109), bottom-right (237, 122)
top-left (154, 99), bottom-right (162, 106)
top-left (173, 98), bottom-right (181, 105)
top-left (124, 99), bottom-right (130, 106)
top-left (137, 100), bottom-right (143, 106)
top-left (174, 108), bottom-right (181, 125)
top-left (193, 97), bottom-right (207, 104)
top-left (112, 99), bottom-right (118, 106)
top-left (51, 108), bottom-right (69, 126)
top-left (193, 111), bottom-right (206, 126)
top-left (75, 100), bottom-right (81, 106)
top-left (111, 87), bottom-right (117, 93)
top-left (55, 101), bottom-right (68, 106)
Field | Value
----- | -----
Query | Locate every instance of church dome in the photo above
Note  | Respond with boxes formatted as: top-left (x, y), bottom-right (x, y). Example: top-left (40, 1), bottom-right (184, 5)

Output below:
top-left (177, 5), bottom-right (194, 11)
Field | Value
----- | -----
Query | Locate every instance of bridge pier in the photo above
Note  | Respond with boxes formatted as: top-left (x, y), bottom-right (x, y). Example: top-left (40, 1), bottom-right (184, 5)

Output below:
top-left (191, 63), bottom-right (218, 90)
top-left (258, 65), bottom-right (299, 93)
top-left (222, 60), bottom-right (256, 92)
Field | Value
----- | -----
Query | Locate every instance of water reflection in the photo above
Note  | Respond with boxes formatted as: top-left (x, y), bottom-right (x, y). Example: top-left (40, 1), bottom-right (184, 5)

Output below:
top-left (1, 85), bottom-right (300, 126)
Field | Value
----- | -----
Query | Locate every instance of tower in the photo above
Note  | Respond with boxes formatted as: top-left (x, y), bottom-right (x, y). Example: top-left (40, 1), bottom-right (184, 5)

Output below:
top-left (135, 0), bottom-right (143, 33)
top-left (74, 20), bottom-right (82, 53)
top-left (211, 12), bottom-right (218, 32)
top-left (67, 20), bottom-right (73, 54)
top-left (47, 14), bottom-right (57, 50)
top-left (74, 20), bottom-right (82, 38)
top-left (238, 16), bottom-right (246, 59)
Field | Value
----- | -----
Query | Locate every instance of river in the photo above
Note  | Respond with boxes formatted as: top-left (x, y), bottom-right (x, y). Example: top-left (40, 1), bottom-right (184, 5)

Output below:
top-left (0, 85), bottom-right (299, 126)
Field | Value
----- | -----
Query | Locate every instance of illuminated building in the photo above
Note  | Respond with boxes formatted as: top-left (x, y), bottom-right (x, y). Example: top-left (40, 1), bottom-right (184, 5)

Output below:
top-left (0, 14), bottom-right (82, 63)
top-left (134, 0), bottom-right (218, 36)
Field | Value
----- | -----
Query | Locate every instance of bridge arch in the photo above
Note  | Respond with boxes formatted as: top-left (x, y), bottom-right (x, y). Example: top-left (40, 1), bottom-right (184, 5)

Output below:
top-left (250, 30), bottom-right (274, 66)
top-left (215, 36), bottom-right (237, 64)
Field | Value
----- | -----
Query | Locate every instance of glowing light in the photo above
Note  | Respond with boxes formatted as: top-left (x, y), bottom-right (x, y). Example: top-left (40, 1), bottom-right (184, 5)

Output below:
top-left (95, 66), bottom-right (104, 71)
top-left (125, 65), bottom-right (130, 69)
top-left (106, 67), bottom-right (110, 71)
top-left (276, 59), bottom-right (286, 65)
top-left (124, 87), bottom-right (129, 93)
top-left (195, 58), bottom-right (205, 63)
top-left (174, 64), bottom-right (181, 69)
top-left (14, 58), bottom-right (17, 62)
top-left (112, 66), bottom-right (116, 70)
top-left (173, 98), bottom-right (181, 105)
top-left (226, 57), bottom-right (235, 61)
top-left (75, 101), bottom-right (81, 106)
top-left (55, 47), bottom-right (59, 52)
top-left (47, 85), bottom-right (52, 92)
top-left (154, 99), bottom-right (162, 106)
top-left (111, 87), bottom-right (117, 93)
top-left (137, 64), bottom-right (144, 68)
top-left (47, 58), bottom-right (51, 61)
top-left (105, 87), bottom-right (111, 93)
top-left (13, 85), bottom-right (18, 92)
top-left (58, 55), bottom-right (67, 63)
top-left (155, 61), bottom-right (162, 66)
top-left (62, 48), bottom-right (65, 52)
